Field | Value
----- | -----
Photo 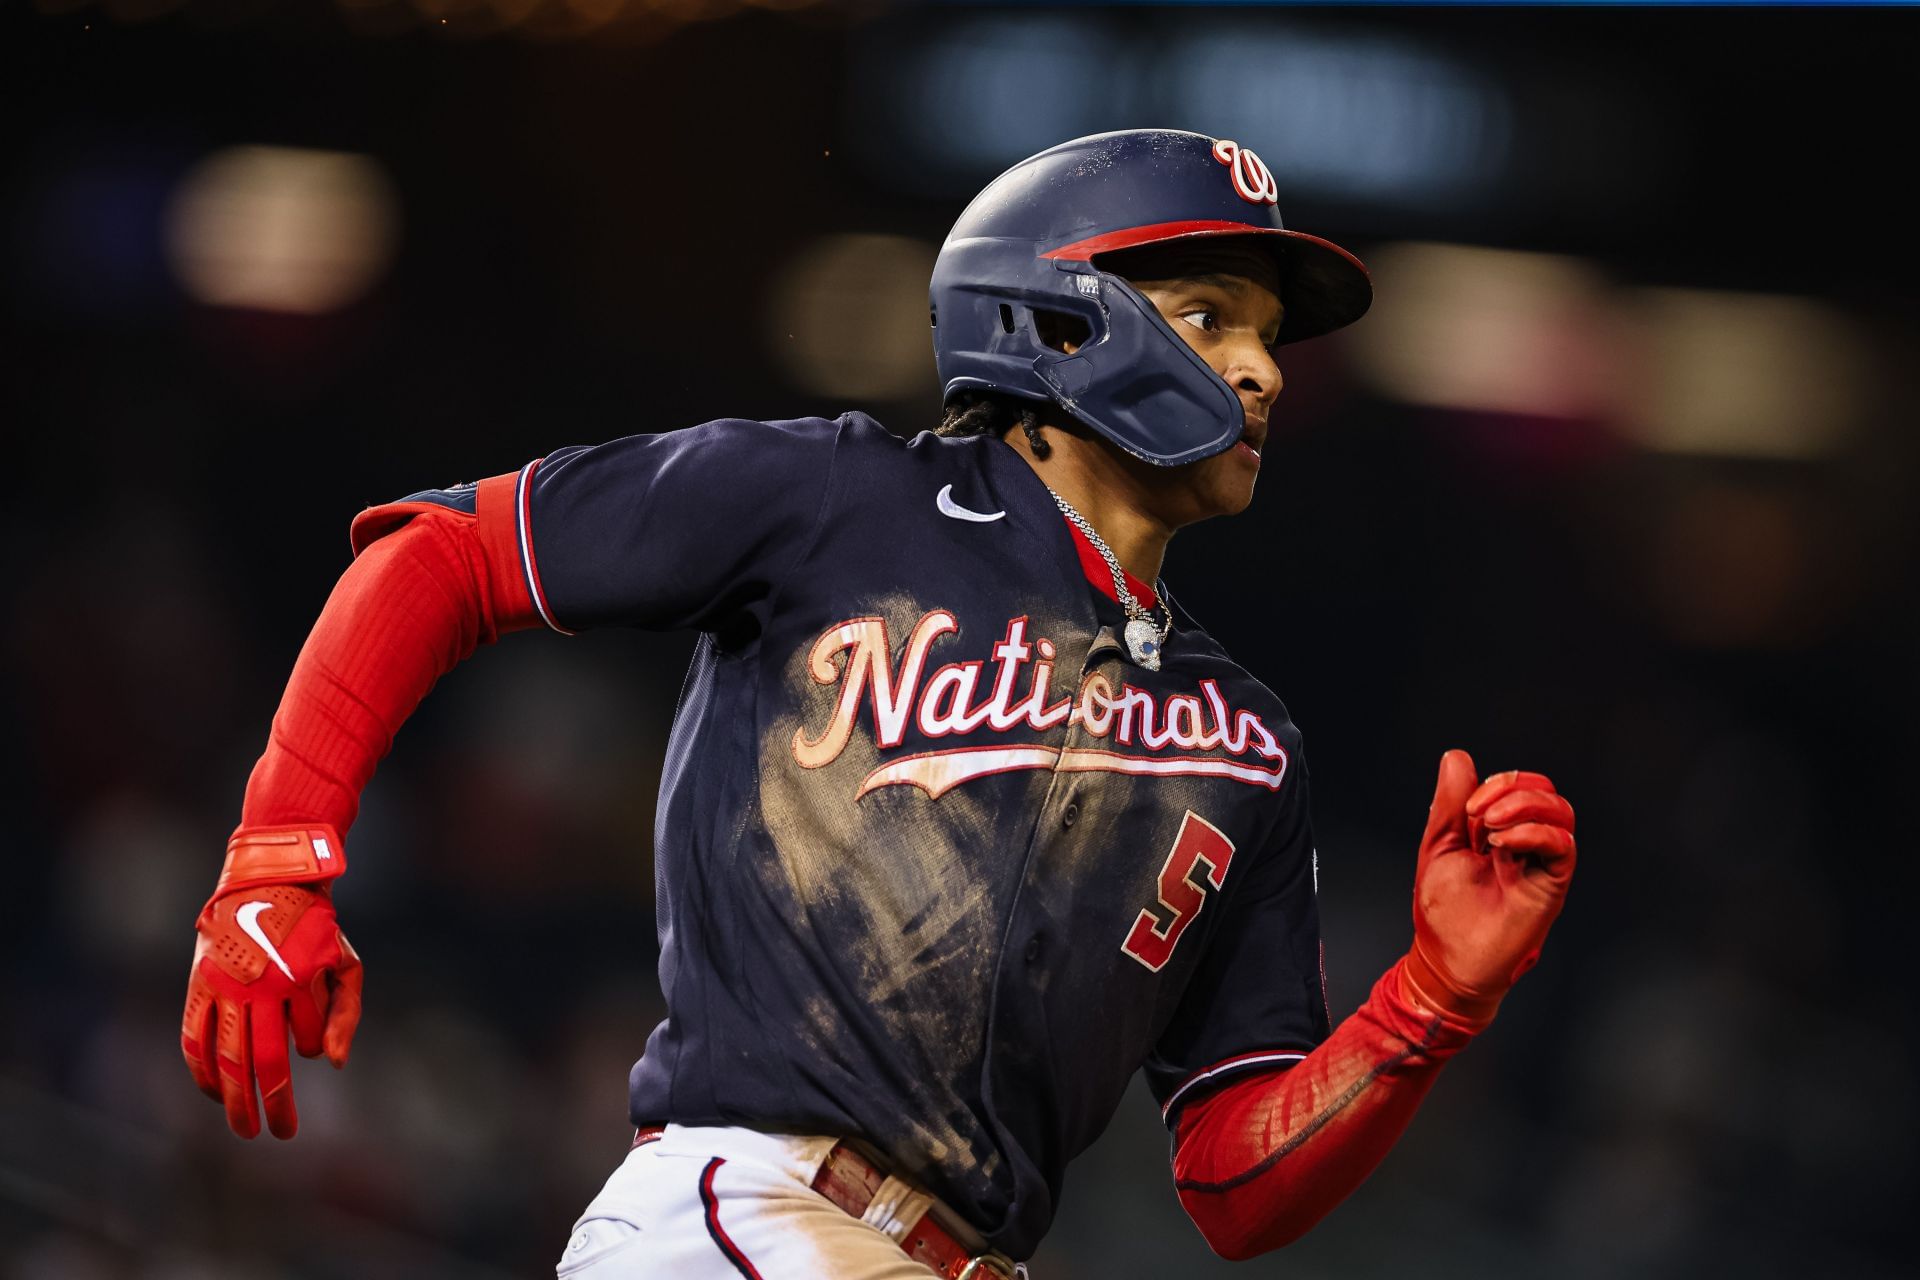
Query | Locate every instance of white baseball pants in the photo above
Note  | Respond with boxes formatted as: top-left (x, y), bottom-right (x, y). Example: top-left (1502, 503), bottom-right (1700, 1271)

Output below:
top-left (557, 1125), bottom-right (970, 1279)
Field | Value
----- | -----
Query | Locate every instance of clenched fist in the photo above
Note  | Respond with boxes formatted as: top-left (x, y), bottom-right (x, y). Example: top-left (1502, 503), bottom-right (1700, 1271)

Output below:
top-left (182, 826), bottom-right (363, 1139)
top-left (1402, 750), bottom-right (1576, 1032)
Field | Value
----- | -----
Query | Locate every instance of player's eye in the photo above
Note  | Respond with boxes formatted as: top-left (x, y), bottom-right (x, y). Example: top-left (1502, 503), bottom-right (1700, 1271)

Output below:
top-left (1179, 308), bottom-right (1219, 334)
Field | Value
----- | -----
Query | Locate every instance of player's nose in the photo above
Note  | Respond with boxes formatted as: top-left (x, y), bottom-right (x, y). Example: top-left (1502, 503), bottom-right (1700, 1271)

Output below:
top-left (1227, 337), bottom-right (1282, 412)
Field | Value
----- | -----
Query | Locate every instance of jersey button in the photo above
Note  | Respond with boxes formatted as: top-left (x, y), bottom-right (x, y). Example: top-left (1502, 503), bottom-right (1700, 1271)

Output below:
top-left (1025, 934), bottom-right (1045, 963)
top-left (1062, 802), bottom-right (1080, 829)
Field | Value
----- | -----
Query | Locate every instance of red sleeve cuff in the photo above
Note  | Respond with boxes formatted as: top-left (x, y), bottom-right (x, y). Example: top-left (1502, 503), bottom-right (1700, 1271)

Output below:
top-left (347, 470), bottom-right (546, 635)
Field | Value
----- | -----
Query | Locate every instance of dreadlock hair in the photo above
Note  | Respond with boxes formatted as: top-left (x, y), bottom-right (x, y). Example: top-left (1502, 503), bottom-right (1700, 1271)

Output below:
top-left (935, 308), bottom-right (1096, 457)
top-left (936, 392), bottom-right (1052, 459)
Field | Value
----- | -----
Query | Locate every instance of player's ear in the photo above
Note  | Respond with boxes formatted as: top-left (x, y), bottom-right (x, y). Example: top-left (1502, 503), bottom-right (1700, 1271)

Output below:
top-left (1032, 309), bottom-right (1089, 356)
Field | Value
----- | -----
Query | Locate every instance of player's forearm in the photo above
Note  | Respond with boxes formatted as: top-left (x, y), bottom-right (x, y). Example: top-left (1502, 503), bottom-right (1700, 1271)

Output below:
top-left (1170, 956), bottom-right (1478, 1259)
top-left (238, 512), bottom-right (537, 834)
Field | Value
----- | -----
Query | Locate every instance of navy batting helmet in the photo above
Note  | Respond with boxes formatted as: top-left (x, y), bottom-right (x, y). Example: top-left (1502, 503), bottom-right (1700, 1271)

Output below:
top-left (930, 128), bottom-right (1372, 466)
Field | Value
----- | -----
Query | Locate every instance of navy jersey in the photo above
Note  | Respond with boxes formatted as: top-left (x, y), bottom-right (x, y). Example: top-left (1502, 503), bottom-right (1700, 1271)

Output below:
top-left (383, 413), bottom-right (1328, 1258)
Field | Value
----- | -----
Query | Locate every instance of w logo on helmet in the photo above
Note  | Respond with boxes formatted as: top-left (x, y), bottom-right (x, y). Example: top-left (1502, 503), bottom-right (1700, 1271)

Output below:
top-left (1211, 139), bottom-right (1278, 206)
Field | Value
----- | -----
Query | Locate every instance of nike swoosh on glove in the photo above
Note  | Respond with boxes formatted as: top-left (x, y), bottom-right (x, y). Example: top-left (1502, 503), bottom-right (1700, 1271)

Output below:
top-left (181, 826), bottom-right (363, 1139)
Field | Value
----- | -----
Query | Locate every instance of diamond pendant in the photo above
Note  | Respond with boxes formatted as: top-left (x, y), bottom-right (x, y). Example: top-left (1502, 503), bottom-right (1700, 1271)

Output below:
top-left (1124, 618), bottom-right (1162, 671)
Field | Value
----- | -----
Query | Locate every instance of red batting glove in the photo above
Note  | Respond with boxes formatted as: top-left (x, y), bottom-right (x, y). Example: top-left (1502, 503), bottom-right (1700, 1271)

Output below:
top-left (181, 826), bottom-right (363, 1139)
top-left (1402, 750), bottom-right (1577, 1033)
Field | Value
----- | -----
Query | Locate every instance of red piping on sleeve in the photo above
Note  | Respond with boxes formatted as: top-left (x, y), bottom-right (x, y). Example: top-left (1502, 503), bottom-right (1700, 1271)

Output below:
top-left (513, 458), bottom-right (573, 635)
top-left (1161, 1048), bottom-right (1311, 1121)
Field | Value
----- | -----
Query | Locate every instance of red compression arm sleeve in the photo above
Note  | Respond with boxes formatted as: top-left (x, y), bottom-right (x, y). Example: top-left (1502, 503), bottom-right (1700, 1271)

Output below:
top-left (1171, 956), bottom-right (1480, 1259)
top-left (237, 474), bottom-right (539, 835)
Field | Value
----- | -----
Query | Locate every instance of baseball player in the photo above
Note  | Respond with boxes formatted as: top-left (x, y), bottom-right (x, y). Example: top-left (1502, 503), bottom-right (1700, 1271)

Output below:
top-left (181, 129), bottom-right (1576, 1277)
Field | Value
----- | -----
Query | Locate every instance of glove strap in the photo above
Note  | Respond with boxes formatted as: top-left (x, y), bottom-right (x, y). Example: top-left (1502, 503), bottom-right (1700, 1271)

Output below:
top-left (1397, 945), bottom-right (1501, 1037)
top-left (213, 824), bottom-right (347, 899)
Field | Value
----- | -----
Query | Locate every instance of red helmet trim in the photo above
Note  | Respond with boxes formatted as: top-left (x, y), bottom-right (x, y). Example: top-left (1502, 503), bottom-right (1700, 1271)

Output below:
top-left (1039, 220), bottom-right (1370, 282)
top-left (1040, 220), bottom-right (1268, 260)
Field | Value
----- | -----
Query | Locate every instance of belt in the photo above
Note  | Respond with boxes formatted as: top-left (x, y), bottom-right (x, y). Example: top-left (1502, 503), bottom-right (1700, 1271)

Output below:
top-left (632, 1127), bottom-right (1021, 1280)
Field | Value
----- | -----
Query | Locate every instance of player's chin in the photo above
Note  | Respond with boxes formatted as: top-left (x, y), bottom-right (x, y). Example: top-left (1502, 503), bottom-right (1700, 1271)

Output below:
top-left (1222, 472), bottom-right (1259, 516)
top-left (1195, 456), bottom-right (1259, 520)
top-left (1160, 452), bottom-right (1258, 527)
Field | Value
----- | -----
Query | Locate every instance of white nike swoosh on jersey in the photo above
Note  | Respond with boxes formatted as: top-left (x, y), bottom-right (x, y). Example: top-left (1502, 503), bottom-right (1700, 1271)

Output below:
top-left (936, 484), bottom-right (1005, 523)
top-left (236, 900), bottom-right (297, 982)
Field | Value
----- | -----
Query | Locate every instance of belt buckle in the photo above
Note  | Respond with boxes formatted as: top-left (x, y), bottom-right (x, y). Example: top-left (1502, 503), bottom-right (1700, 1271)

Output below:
top-left (955, 1258), bottom-right (1018, 1280)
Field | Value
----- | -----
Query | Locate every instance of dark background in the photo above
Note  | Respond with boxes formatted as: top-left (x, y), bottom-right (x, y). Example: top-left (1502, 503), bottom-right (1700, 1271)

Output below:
top-left (4, 2), bottom-right (1917, 1276)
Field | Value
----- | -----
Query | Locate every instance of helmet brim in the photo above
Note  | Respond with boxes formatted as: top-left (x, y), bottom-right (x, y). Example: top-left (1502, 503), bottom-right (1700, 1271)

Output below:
top-left (1040, 221), bottom-right (1372, 345)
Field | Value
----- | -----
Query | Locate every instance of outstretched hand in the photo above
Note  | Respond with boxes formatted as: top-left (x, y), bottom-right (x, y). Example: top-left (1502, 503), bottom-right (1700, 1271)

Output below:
top-left (181, 827), bottom-right (363, 1139)
top-left (1404, 749), bottom-right (1576, 1030)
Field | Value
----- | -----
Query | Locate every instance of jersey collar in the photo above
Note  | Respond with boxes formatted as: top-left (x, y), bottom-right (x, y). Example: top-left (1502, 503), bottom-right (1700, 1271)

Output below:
top-left (1060, 515), bottom-right (1157, 610)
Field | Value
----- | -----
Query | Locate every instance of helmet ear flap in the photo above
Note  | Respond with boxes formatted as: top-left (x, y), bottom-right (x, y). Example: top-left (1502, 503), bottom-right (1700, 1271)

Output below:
top-left (931, 249), bottom-right (1111, 409)
top-left (1033, 271), bottom-right (1244, 466)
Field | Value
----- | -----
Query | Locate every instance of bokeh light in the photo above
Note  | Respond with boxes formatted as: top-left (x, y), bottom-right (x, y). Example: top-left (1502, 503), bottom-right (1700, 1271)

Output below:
top-left (1159, 30), bottom-right (1511, 208)
top-left (163, 146), bottom-right (400, 315)
top-left (765, 233), bottom-right (939, 401)
top-left (1349, 241), bottom-right (1617, 420)
top-left (1348, 244), bottom-right (1878, 462)
top-left (1618, 288), bottom-right (1869, 460)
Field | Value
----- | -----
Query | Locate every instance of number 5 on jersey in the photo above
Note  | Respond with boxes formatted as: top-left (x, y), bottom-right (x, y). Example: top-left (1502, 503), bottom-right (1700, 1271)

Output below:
top-left (1121, 811), bottom-right (1237, 972)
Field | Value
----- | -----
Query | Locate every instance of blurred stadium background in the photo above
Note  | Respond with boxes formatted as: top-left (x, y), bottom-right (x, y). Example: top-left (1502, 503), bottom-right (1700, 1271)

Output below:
top-left (4, 2), bottom-right (1917, 1276)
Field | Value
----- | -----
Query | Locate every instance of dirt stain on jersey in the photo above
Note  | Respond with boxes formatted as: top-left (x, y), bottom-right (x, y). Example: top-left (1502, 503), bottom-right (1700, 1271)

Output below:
top-left (756, 589), bottom-right (1080, 1198)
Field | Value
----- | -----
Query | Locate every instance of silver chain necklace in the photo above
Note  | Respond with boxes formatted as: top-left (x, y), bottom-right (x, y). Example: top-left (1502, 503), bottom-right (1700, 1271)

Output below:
top-left (1048, 488), bottom-right (1172, 671)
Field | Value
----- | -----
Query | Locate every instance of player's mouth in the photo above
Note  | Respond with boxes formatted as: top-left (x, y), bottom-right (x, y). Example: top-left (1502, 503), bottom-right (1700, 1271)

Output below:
top-left (1233, 417), bottom-right (1267, 466)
